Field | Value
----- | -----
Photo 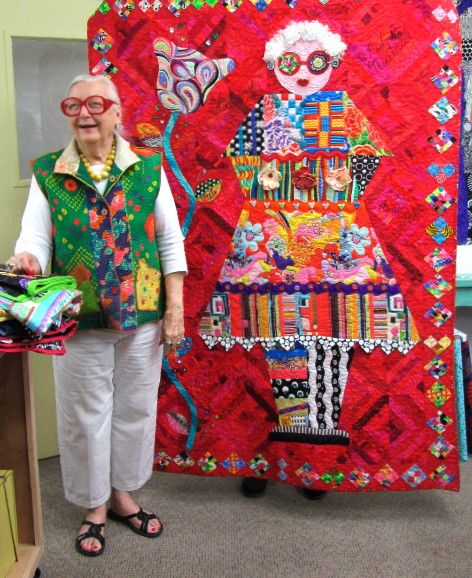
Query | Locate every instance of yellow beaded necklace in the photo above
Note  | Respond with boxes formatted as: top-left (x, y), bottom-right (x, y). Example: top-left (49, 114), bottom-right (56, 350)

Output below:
top-left (79, 142), bottom-right (116, 182)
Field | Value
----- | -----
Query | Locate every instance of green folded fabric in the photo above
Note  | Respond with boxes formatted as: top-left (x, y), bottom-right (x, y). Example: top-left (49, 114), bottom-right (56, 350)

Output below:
top-left (24, 276), bottom-right (77, 296)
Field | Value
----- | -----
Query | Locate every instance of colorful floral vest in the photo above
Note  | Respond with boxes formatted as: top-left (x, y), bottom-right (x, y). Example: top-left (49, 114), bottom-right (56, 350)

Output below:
top-left (32, 145), bottom-right (164, 331)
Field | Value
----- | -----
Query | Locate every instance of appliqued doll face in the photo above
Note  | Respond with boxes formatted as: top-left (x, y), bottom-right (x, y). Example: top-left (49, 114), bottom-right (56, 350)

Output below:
top-left (274, 39), bottom-right (334, 96)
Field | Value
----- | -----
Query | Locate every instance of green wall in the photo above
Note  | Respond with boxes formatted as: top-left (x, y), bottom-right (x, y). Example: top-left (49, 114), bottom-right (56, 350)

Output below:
top-left (0, 0), bottom-right (99, 458)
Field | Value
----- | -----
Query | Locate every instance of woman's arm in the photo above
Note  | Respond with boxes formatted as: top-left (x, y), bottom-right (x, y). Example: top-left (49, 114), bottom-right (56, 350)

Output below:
top-left (155, 169), bottom-right (187, 347)
top-left (7, 175), bottom-right (53, 274)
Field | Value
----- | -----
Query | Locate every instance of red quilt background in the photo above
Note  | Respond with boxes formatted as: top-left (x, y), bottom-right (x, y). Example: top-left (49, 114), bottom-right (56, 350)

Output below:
top-left (88, 0), bottom-right (461, 491)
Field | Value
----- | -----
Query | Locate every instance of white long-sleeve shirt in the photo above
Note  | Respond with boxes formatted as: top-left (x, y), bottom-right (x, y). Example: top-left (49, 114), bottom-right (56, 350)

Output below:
top-left (15, 168), bottom-right (187, 276)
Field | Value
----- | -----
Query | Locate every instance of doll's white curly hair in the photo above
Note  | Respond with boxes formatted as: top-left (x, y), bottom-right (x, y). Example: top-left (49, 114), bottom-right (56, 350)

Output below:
top-left (264, 20), bottom-right (347, 66)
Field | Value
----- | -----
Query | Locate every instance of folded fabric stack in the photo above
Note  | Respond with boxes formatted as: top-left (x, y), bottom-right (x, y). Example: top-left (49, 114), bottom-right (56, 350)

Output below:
top-left (0, 270), bottom-right (82, 355)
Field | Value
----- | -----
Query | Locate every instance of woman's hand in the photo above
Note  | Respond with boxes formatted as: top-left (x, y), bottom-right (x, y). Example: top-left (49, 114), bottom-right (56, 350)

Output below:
top-left (5, 252), bottom-right (41, 275)
top-left (161, 307), bottom-right (185, 355)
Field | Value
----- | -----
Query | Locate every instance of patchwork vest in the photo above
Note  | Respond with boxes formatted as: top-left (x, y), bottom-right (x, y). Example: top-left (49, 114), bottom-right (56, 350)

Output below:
top-left (32, 148), bottom-right (164, 331)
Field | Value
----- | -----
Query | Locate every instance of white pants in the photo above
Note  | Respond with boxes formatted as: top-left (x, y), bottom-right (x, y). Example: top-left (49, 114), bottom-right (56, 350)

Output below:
top-left (53, 321), bottom-right (163, 508)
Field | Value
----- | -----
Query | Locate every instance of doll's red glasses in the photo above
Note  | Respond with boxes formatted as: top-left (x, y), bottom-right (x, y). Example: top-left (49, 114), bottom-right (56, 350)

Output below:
top-left (277, 51), bottom-right (335, 76)
top-left (60, 95), bottom-right (117, 117)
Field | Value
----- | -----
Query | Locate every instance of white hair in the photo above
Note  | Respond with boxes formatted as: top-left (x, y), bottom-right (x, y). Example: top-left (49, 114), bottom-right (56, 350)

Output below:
top-left (66, 74), bottom-right (121, 105)
top-left (264, 21), bottom-right (347, 64)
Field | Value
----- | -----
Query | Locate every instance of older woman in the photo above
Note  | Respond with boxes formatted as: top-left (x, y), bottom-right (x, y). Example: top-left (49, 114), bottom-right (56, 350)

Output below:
top-left (7, 74), bottom-right (187, 556)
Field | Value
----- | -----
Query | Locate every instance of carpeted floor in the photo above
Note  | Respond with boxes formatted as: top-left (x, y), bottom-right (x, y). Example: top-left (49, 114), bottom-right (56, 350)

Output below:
top-left (39, 457), bottom-right (471, 578)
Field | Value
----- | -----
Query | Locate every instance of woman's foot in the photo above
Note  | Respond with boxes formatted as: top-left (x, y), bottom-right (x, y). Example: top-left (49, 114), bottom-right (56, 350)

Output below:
top-left (241, 477), bottom-right (267, 498)
top-left (75, 505), bottom-right (106, 556)
top-left (108, 489), bottom-right (162, 537)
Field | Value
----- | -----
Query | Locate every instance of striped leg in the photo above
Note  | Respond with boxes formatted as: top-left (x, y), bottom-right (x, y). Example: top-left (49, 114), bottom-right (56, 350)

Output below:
top-left (306, 341), bottom-right (353, 440)
top-left (267, 342), bottom-right (352, 446)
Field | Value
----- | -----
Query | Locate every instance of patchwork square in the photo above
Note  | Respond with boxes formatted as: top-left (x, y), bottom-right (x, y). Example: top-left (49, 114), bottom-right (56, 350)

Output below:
top-left (431, 7), bottom-right (457, 23)
top-left (427, 411), bottom-right (453, 435)
top-left (427, 163), bottom-right (455, 183)
top-left (168, 0), bottom-right (191, 13)
top-left (427, 129), bottom-right (456, 153)
top-left (321, 467), bottom-right (345, 488)
top-left (424, 248), bottom-right (453, 272)
top-left (153, 451), bottom-right (172, 469)
top-left (430, 465), bottom-right (456, 487)
top-left (97, 1), bottom-right (111, 13)
top-left (222, 0), bottom-right (243, 12)
top-left (402, 465), bottom-right (427, 488)
top-left (424, 355), bottom-right (448, 379)
top-left (424, 302), bottom-right (453, 327)
top-left (428, 98), bottom-right (458, 124)
top-left (295, 462), bottom-right (320, 486)
top-left (423, 274), bottom-right (452, 299)
top-left (432, 7), bottom-right (447, 21)
top-left (426, 382), bottom-right (452, 407)
top-left (374, 464), bottom-right (399, 488)
top-left (221, 453), bottom-right (245, 473)
top-left (424, 335), bottom-right (452, 354)
top-left (91, 28), bottom-right (114, 54)
top-left (248, 0), bottom-right (274, 10)
top-left (426, 216), bottom-right (454, 244)
top-left (198, 452), bottom-right (218, 472)
top-left (429, 436), bottom-right (454, 459)
top-left (113, 0), bottom-right (136, 18)
top-left (431, 66), bottom-right (459, 94)
top-left (431, 32), bottom-right (460, 60)
top-left (248, 454), bottom-right (271, 475)
top-left (91, 57), bottom-right (118, 77)
top-left (348, 467), bottom-right (371, 489)
top-left (425, 186), bottom-right (455, 213)
top-left (174, 451), bottom-right (195, 468)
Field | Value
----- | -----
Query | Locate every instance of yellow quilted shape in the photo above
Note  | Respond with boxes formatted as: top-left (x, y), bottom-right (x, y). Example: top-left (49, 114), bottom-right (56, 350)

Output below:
top-left (136, 259), bottom-right (161, 311)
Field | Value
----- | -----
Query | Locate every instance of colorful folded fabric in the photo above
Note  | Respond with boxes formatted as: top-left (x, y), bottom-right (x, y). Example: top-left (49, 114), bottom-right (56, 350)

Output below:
top-left (0, 317), bottom-right (78, 355)
top-left (0, 270), bottom-right (77, 301)
top-left (6, 290), bottom-right (82, 335)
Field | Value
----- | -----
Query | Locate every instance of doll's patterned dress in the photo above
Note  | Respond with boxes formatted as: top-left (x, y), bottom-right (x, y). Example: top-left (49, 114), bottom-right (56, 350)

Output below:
top-left (200, 91), bottom-right (419, 444)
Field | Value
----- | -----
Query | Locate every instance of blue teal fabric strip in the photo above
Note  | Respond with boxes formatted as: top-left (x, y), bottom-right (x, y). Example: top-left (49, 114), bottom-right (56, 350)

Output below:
top-left (163, 112), bottom-right (196, 237)
top-left (162, 358), bottom-right (197, 450)
top-left (454, 337), bottom-right (469, 462)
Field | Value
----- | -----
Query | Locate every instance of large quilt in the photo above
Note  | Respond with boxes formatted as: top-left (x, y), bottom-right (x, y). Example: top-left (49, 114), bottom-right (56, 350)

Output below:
top-left (88, 0), bottom-right (461, 491)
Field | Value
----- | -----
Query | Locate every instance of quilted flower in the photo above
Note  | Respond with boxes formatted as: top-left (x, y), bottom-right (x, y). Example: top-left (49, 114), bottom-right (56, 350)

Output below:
top-left (325, 166), bottom-right (352, 191)
top-left (351, 144), bottom-right (378, 156)
top-left (267, 235), bottom-right (287, 254)
top-left (340, 224), bottom-right (371, 256)
top-left (344, 104), bottom-right (365, 137)
top-left (258, 166), bottom-right (282, 190)
top-left (234, 222), bottom-right (264, 252)
top-left (262, 218), bottom-right (279, 236)
top-left (292, 167), bottom-right (317, 191)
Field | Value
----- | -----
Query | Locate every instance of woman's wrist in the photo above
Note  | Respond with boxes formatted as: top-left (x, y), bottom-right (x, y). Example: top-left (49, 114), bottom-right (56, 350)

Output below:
top-left (164, 304), bottom-right (183, 314)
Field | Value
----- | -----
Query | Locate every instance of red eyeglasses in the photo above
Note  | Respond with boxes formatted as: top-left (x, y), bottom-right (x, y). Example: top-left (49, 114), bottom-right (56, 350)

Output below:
top-left (60, 95), bottom-right (118, 117)
top-left (277, 51), bottom-right (337, 76)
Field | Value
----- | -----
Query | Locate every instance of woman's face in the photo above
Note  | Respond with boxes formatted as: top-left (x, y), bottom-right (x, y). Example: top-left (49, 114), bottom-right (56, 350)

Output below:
top-left (67, 80), bottom-right (121, 148)
top-left (274, 39), bottom-right (334, 96)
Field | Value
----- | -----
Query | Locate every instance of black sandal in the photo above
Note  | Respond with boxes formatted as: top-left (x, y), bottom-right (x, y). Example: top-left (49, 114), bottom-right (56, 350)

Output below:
top-left (107, 507), bottom-right (163, 538)
top-left (75, 520), bottom-right (106, 557)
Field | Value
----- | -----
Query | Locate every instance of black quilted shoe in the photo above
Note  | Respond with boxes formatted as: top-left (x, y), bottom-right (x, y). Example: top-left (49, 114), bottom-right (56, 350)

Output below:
top-left (241, 477), bottom-right (267, 498)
